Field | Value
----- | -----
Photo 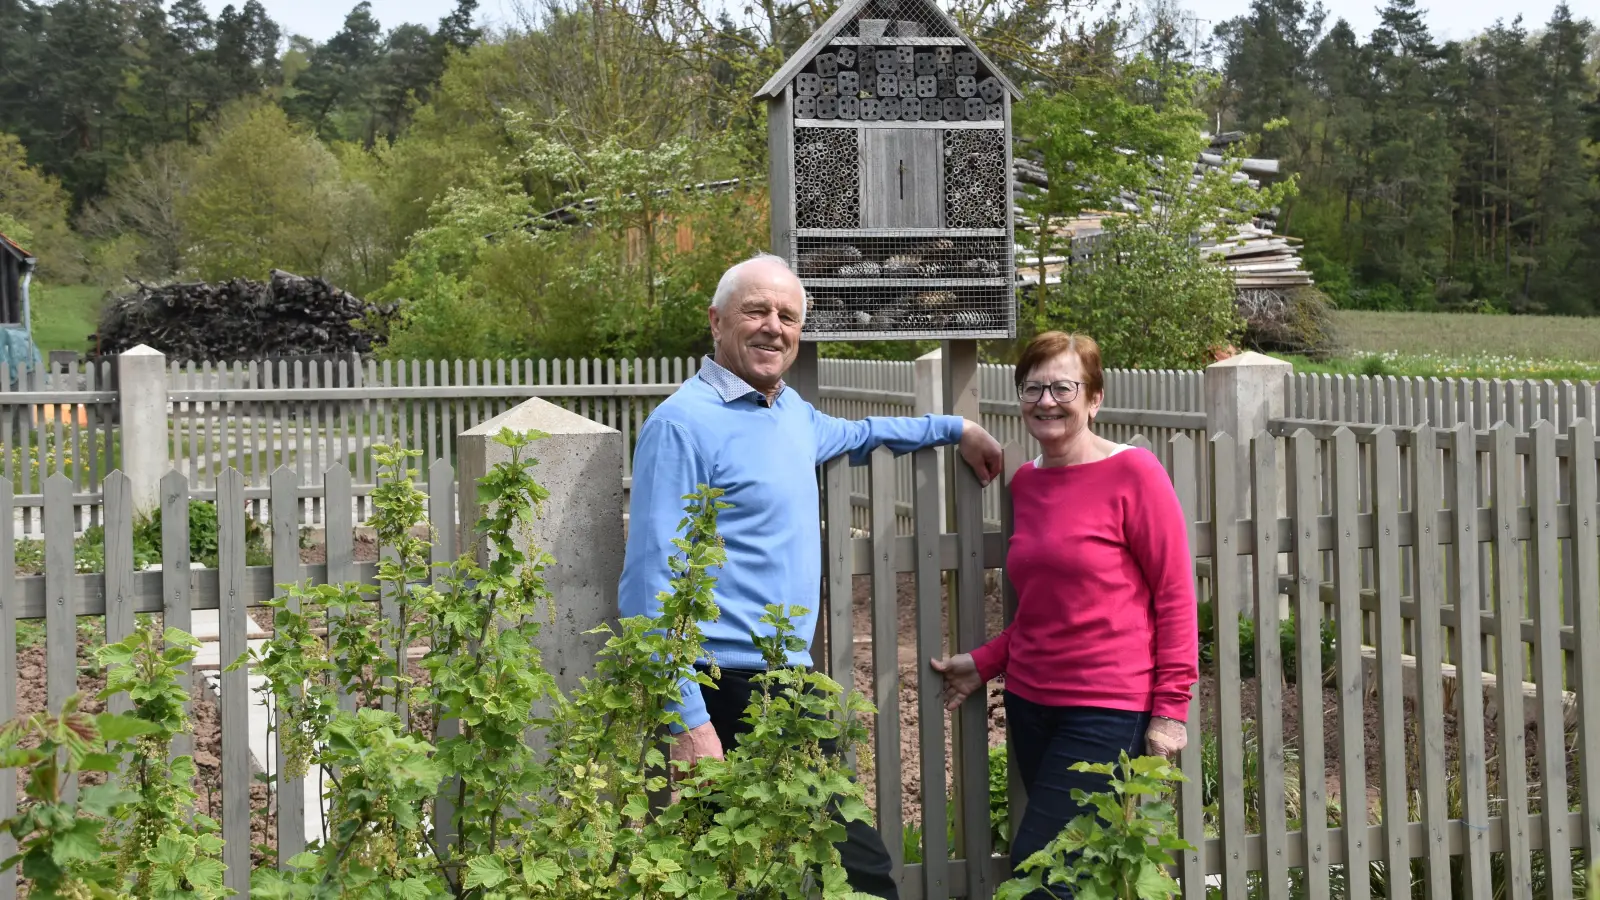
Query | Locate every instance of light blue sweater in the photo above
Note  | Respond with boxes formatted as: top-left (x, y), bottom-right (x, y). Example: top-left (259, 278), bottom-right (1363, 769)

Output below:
top-left (619, 358), bottom-right (964, 731)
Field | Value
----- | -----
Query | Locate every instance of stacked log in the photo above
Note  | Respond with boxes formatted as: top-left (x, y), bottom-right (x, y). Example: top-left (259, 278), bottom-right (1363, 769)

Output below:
top-left (93, 270), bottom-right (396, 362)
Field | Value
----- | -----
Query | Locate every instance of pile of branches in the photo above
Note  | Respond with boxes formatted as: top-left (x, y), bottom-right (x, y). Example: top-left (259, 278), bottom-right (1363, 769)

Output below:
top-left (94, 270), bottom-right (396, 361)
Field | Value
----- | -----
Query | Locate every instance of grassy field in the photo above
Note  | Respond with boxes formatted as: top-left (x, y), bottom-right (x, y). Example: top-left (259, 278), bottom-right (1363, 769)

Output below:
top-left (27, 282), bottom-right (105, 354)
top-left (1278, 310), bottom-right (1600, 380)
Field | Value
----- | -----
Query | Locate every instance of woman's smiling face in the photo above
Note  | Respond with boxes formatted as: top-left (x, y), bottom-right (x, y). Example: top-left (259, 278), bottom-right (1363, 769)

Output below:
top-left (1019, 350), bottom-right (1102, 447)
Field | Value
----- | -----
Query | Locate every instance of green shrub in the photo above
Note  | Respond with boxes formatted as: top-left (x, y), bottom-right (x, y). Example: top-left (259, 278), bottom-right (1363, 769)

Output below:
top-left (1197, 604), bottom-right (1335, 686)
top-left (995, 752), bottom-right (1194, 900)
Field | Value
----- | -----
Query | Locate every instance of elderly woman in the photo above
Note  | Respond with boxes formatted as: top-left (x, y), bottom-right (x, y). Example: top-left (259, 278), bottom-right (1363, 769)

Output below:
top-left (930, 331), bottom-right (1198, 885)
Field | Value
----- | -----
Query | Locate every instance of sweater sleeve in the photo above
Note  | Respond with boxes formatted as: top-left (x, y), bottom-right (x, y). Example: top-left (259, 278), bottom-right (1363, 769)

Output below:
top-left (808, 405), bottom-right (965, 466)
top-left (968, 628), bottom-right (1011, 682)
top-left (1123, 450), bottom-right (1199, 721)
top-left (618, 416), bottom-right (713, 732)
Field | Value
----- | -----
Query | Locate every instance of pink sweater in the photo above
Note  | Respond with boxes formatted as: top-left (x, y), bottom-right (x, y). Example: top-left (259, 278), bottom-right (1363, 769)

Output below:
top-left (970, 447), bottom-right (1199, 721)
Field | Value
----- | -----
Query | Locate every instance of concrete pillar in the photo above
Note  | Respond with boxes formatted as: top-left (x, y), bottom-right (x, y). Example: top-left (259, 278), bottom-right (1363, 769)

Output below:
top-left (117, 345), bottom-right (168, 515)
top-left (1206, 351), bottom-right (1292, 616)
top-left (456, 397), bottom-right (624, 695)
top-left (1205, 350), bottom-right (1292, 501)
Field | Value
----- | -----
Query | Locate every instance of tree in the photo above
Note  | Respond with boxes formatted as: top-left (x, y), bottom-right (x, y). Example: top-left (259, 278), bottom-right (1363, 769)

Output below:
top-left (0, 132), bottom-right (81, 279)
top-left (1012, 56), bottom-right (1212, 317)
top-left (80, 142), bottom-right (198, 281)
top-left (1035, 137), bottom-right (1296, 369)
top-left (176, 102), bottom-right (366, 284)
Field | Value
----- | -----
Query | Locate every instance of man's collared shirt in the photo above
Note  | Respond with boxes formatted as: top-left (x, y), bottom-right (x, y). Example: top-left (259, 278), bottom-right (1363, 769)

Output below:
top-left (696, 354), bottom-right (784, 406)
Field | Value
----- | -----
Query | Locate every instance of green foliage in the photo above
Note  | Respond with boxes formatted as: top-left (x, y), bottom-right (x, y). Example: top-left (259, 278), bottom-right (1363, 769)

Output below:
top-left (996, 753), bottom-right (1194, 900)
top-left (0, 132), bottom-right (81, 282)
top-left (378, 114), bottom-right (765, 360)
top-left (1040, 218), bottom-right (1243, 369)
top-left (0, 626), bottom-right (224, 899)
top-left (96, 626), bottom-right (229, 899)
top-left (235, 431), bottom-right (873, 898)
top-left (1216, 0), bottom-right (1600, 315)
top-left (176, 101), bottom-right (384, 289)
top-left (1024, 82), bottom-right (1297, 368)
top-left (1196, 605), bottom-right (1335, 686)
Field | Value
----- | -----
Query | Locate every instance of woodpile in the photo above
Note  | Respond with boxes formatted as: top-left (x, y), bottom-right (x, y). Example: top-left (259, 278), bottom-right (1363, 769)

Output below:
top-left (93, 270), bottom-right (396, 362)
top-left (1011, 132), bottom-right (1312, 292)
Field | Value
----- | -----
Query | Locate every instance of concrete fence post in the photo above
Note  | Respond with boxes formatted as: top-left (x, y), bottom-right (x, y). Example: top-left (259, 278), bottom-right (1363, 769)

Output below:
top-left (1205, 351), bottom-right (1293, 615)
top-left (118, 345), bottom-right (168, 516)
top-left (1205, 351), bottom-right (1292, 501)
top-left (456, 398), bottom-right (624, 697)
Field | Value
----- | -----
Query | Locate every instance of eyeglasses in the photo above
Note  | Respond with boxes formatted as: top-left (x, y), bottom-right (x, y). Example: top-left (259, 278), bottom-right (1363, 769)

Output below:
top-left (1017, 379), bottom-right (1084, 404)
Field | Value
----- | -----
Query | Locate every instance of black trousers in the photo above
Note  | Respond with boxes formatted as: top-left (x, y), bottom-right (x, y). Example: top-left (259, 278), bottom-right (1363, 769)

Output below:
top-left (699, 665), bottom-right (901, 899)
top-left (1003, 692), bottom-right (1150, 900)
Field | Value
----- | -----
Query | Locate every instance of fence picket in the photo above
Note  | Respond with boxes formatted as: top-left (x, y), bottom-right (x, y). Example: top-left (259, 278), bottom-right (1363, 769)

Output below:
top-left (913, 448), bottom-right (950, 900)
top-left (1410, 426), bottom-right (1450, 898)
top-left (427, 457), bottom-right (458, 858)
top-left (1331, 427), bottom-right (1368, 897)
top-left (1371, 428), bottom-right (1410, 892)
top-left (1209, 433), bottom-right (1246, 900)
top-left (103, 472), bottom-right (136, 716)
top-left (1490, 423), bottom-right (1533, 900)
top-left (218, 468), bottom-right (251, 898)
top-left (1287, 430), bottom-right (1329, 900)
top-left (0, 479), bottom-right (15, 900)
top-left (160, 470), bottom-right (194, 760)
top-left (1528, 421), bottom-right (1571, 897)
top-left (325, 465), bottom-right (357, 715)
top-left (869, 447), bottom-right (902, 869)
top-left (1249, 433), bottom-right (1287, 891)
top-left (44, 473), bottom-right (76, 802)
top-left (1170, 435), bottom-right (1206, 900)
top-left (270, 467), bottom-right (306, 863)
top-left (824, 456), bottom-right (852, 688)
top-left (1447, 423), bottom-right (1494, 895)
top-left (1571, 419), bottom-right (1600, 861)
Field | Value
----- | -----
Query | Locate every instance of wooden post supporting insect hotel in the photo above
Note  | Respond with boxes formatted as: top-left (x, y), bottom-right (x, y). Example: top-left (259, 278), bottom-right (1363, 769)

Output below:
top-left (759, 9), bottom-right (1022, 896)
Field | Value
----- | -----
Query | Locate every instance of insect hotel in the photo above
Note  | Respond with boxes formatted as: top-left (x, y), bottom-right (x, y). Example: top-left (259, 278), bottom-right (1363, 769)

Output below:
top-left (757, 0), bottom-right (1022, 340)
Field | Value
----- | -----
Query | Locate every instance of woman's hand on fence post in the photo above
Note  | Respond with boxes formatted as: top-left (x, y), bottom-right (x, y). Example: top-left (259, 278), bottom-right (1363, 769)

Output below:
top-left (929, 653), bottom-right (983, 711)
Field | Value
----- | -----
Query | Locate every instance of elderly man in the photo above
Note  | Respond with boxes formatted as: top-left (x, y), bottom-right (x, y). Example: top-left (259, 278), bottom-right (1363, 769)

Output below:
top-left (619, 252), bottom-right (1003, 897)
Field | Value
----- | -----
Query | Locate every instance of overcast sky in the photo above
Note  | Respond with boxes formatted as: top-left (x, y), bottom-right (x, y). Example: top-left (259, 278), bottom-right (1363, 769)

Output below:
top-left (214, 0), bottom-right (1586, 46)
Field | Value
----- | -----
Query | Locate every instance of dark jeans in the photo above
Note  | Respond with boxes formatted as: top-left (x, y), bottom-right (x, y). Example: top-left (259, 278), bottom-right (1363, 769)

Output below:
top-left (1004, 692), bottom-right (1150, 899)
top-left (699, 665), bottom-right (900, 899)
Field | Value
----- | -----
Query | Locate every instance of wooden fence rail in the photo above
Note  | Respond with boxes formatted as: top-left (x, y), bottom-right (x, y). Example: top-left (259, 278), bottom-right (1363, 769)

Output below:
top-left (6, 413), bottom-right (1598, 899)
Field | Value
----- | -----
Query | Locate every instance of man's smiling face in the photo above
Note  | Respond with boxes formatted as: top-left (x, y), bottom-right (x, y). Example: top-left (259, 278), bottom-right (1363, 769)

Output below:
top-left (708, 259), bottom-right (805, 397)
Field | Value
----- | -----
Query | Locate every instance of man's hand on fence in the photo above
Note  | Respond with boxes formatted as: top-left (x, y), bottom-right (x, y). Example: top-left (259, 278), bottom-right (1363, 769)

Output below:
top-left (1145, 716), bottom-right (1187, 759)
top-left (668, 721), bottom-right (724, 801)
top-left (957, 420), bottom-right (1004, 487)
top-left (929, 653), bottom-right (983, 711)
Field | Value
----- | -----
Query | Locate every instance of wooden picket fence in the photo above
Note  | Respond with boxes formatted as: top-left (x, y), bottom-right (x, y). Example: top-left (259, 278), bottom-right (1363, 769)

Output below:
top-left (6, 414), bottom-right (1599, 899)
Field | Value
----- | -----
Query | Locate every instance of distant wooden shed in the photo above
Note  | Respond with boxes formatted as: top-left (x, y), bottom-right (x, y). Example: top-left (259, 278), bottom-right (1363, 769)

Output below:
top-left (1, 231), bottom-right (34, 326)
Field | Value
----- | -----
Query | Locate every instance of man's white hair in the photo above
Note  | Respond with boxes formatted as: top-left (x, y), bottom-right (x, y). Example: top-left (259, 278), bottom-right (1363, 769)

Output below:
top-left (710, 252), bottom-right (807, 326)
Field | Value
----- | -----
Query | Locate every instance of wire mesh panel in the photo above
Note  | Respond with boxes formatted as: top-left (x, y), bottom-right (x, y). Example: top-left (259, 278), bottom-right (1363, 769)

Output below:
top-left (796, 235), bottom-right (1009, 279)
top-left (833, 0), bottom-right (959, 38)
top-left (805, 282), bottom-right (1011, 339)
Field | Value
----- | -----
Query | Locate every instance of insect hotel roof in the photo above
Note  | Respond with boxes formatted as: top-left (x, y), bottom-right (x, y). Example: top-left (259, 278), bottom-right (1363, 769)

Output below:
top-left (759, 0), bottom-right (1022, 342)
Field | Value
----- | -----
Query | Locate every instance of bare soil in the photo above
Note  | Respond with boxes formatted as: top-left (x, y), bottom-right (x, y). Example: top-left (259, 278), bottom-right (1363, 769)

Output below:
top-left (13, 640), bottom-right (274, 867)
